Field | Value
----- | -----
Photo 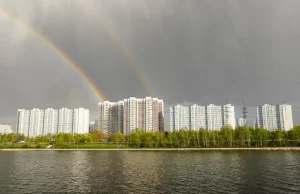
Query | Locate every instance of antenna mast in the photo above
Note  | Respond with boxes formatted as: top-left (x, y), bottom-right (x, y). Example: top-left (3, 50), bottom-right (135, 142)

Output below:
top-left (242, 102), bottom-right (248, 126)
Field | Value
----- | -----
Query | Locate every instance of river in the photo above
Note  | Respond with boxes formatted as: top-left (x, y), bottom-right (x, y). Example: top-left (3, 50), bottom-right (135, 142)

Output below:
top-left (0, 151), bottom-right (299, 193)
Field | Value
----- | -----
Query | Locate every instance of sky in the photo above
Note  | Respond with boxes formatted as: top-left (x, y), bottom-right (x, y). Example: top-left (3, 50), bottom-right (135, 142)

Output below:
top-left (1, 0), bottom-right (300, 130)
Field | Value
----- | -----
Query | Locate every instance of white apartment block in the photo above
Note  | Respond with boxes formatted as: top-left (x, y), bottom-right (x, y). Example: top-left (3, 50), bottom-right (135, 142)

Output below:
top-left (170, 104), bottom-right (236, 131)
top-left (98, 101), bottom-right (123, 133)
top-left (16, 109), bottom-right (31, 136)
top-left (0, 124), bottom-right (12, 134)
top-left (58, 108), bottom-right (74, 134)
top-left (28, 108), bottom-right (45, 137)
top-left (73, 108), bottom-right (89, 134)
top-left (257, 104), bottom-right (293, 131)
top-left (44, 108), bottom-right (59, 135)
top-left (89, 120), bottom-right (98, 132)
top-left (98, 97), bottom-right (164, 135)
top-left (222, 104), bottom-right (236, 129)
top-left (17, 108), bottom-right (89, 137)
top-left (170, 105), bottom-right (190, 130)
top-left (190, 105), bottom-right (206, 130)
top-left (206, 104), bottom-right (223, 130)
top-left (237, 118), bottom-right (246, 127)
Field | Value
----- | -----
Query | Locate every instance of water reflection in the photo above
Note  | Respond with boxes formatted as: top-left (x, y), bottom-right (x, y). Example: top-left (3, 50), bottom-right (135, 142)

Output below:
top-left (122, 151), bottom-right (164, 193)
top-left (0, 151), bottom-right (300, 194)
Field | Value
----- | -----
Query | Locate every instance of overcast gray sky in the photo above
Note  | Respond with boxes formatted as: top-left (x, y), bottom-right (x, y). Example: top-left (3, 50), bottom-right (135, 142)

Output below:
top-left (1, 0), bottom-right (300, 129)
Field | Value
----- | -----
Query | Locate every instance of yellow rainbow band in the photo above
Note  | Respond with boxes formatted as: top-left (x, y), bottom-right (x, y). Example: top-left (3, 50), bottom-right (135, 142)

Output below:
top-left (0, 8), bottom-right (105, 102)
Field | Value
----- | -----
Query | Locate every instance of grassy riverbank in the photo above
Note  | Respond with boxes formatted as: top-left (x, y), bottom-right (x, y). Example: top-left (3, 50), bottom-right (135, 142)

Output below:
top-left (0, 142), bottom-right (300, 151)
top-left (1, 147), bottom-right (300, 151)
top-left (0, 143), bottom-right (129, 149)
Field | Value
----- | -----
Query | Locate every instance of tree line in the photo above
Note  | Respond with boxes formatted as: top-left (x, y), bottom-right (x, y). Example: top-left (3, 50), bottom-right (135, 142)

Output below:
top-left (1, 126), bottom-right (300, 148)
top-left (126, 126), bottom-right (300, 148)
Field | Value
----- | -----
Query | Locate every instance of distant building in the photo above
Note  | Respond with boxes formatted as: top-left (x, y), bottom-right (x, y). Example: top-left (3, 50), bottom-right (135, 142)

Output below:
top-left (29, 108), bottom-right (45, 137)
top-left (17, 108), bottom-right (89, 137)
top-left (170, 105), bottom-right (191, 130)
top-left (89, 120), bottom-right (98, 132)
top-left (98, 101), bottom-right (124, 133)
top-left (16, 109), bottom-right (31, 136)
top-left (256, 104), bottom-right (293, 130)
top-left (170, 104), bottom-right (236, 131)
top-left (0, 124), bottom-right (12, 134)
top-left (98, 97), bottom-right (164, 135)
top-left (237, 118), bottom-right (246, 127)
top-left (44, 108), bottom-right (59, 135)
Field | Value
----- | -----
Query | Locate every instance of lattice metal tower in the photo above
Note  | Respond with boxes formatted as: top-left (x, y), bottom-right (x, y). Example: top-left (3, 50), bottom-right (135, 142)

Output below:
top-left (242, 102), bottom-right (248, 126)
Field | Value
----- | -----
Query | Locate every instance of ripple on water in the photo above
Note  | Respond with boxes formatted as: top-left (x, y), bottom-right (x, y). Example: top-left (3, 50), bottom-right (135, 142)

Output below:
top-left (0, 151), bottom-right (299, 193)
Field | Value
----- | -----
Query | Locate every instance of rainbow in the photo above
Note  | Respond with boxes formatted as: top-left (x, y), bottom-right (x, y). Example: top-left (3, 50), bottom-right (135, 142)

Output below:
top-left (100, 24), bottom-right (154, 96)
top-left (0, 8), bottom-right (106, 102)
top-left (81, 4), bottom-right (154, 96)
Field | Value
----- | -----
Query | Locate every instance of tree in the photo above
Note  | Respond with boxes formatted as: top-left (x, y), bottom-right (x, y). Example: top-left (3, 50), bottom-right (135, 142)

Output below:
top-left (34, 136), bottom-right (44, 144)
top-left (199, 128), bottom-right (209, 147)
top-left (86, 133), bottom-right (93, 143)
top-left (220, 125), bottom-right (234, 147)
top-left (156, 132), bottom-right (167, 148)
top-left (55, 134), bottom-right (64, 146)
top-left (178, 129), bottom-right (190, 148)
top-left (127, 130), bottom-right (142, 148)
top-left (91, 129), bottom-right (105, 142)
top-left (116, 132), bottom-right (125, 143)
top-left (235, 126), bottom-right (251, 147)
top-left (7, 133), bottom-right (16, 143)
top-left (140, 132), bottom-right (153, 148)
top-left (166, 130), bottom-right (174, 147)
top-left (108, 133), bottom-right (117, 143)
top-left (288, 126), bottom-right (300, 146)
top-left (63, 133), bottom-right (74, 145)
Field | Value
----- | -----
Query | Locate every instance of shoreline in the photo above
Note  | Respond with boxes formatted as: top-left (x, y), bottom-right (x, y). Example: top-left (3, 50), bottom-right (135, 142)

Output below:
top-left (1, 147), bottom-right (300, 151)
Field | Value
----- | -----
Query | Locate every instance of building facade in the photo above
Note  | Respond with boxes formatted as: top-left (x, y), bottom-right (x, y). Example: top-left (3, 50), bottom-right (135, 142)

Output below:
top-left (16, 108), bottom-right (89, 137)
top-left (170, 104), bottom-right (236, 131)
top-left (98, 97), bottom-right (164, 135)
top-left (16, 109), bottom-right (31, 136)
top-left (0, 124), bottom-right (12, 134)
top-left (237, 118), bottom-right (246, 127)
top-left (257, 104), bottom-right (293, 130)
top-left (44, 108), bottom-right (59, 135)
top-left (98, 101), bottom-right (124, 133)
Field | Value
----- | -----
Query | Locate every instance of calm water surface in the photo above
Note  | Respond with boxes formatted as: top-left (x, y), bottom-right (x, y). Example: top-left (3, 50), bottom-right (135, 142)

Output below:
top-left (0, 151), bottom-right (299, 193)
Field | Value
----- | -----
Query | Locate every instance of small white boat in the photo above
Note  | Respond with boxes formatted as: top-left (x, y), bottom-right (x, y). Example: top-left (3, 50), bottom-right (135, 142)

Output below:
top-left (46, 145), bottom-right (53, 149)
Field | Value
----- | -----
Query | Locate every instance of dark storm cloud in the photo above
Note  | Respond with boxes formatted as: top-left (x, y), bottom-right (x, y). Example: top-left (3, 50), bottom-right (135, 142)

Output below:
top-left (1, 0), bottom-right (300, 129)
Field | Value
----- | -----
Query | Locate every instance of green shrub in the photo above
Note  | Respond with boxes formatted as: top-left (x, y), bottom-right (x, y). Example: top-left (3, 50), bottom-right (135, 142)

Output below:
top-left (22, 144), bottom-right (29, 148)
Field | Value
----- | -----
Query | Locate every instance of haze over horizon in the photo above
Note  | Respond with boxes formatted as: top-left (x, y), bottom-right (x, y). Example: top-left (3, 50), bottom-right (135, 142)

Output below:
top-left (1, 0), bottom-right (300, 129)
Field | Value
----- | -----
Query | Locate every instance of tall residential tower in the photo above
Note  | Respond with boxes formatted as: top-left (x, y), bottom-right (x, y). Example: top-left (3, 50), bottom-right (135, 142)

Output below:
top-left (16, 108), bottom-right (89, 137)
top-left (170, 104), bottom-right (236, 131)
top-left (98, 97), bottom-right (164, 135)
top-left (256, 104), bottom-right (293, 130)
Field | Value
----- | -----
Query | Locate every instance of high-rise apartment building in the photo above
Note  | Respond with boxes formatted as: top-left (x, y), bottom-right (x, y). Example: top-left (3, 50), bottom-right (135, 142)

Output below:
top-left (170, 104), bottom-right (235, 131)
top-left (16, 109), bottom-right (31, 136)
top-left (190, 104), bottom-right (206, 130)
top-left (28, 108), bottom-right (45, 137)
top-left (222, 104), bottom-right (236, 129)
top-left (170, 105), bottom-right (190, 130)
top-left (98, 101), bottom-right (123, 133)
top-left (237, 118), bottom-right (246, 127)
top-left (257, 104), bottom-right (293, 130)
top-left (98, 97), bottom-right (164, 135)
top-left (17, 108), bottom-right (89, 137)
top-left (44, 108), bottom-right (59, 135)
top-left (58, 108), bottom-right (74, 134)
top-left (73, 108), bottom-right (89, 134)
